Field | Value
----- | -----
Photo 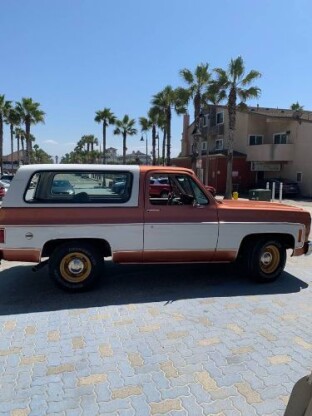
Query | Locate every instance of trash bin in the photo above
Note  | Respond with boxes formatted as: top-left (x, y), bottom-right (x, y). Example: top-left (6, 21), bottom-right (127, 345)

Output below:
top-left (249, 189), bottom-right (271, 201)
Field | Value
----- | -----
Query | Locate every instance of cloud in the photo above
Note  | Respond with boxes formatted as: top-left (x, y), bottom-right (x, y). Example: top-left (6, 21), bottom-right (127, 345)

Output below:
top-left (43, 139), bottom-right (58, 145)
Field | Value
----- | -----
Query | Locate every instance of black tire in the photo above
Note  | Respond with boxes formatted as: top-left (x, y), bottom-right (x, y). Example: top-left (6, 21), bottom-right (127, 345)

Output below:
top-left (49, 242), bottom-right (104, 291)
top-left (247, 239), bottom-right (286, 282)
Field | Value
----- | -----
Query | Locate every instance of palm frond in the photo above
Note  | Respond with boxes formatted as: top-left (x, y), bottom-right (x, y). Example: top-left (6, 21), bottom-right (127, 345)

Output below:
top-left (179, 68), bottom-right (194, 85)
top-left (229, 56), bottom-right (244, 82)
top-left (241, 70), bottom-right (262, 86)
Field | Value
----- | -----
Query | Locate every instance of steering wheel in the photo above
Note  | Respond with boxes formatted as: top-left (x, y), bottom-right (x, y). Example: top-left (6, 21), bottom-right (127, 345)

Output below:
top-left (167, 192), bottom-right (173, 205)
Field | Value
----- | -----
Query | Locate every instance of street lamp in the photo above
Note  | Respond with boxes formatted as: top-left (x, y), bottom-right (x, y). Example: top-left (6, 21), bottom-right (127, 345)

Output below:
top-left (140, 134), bottom-right (148, 165)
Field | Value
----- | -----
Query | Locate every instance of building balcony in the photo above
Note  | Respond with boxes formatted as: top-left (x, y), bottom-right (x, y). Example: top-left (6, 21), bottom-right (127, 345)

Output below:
top-left (246, 143), bottom-right (294, 162)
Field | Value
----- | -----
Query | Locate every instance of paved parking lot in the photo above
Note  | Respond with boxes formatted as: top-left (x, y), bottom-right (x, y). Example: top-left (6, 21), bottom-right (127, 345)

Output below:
top-left (0, 199), bottom-right (311, 416)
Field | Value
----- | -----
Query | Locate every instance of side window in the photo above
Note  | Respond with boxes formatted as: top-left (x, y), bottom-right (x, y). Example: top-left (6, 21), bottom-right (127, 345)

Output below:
top-left (148, 173), bottom-right (208, 206)
top-left (24, 171), bottom-right (132, 203)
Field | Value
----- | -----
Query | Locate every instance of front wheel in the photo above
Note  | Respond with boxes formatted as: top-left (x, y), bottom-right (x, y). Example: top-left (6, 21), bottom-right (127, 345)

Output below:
top-left (49, 242), bottom-right (104, 291)
top-left (247, 239), bottom-right (286, 283)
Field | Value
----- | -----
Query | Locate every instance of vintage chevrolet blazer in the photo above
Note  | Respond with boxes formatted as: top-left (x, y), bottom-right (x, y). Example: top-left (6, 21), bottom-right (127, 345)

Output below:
top-left (0, 164), bottom-right (311, 291)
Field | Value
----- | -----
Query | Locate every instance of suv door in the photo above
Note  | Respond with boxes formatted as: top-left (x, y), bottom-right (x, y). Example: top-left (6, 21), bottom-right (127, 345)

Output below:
top-left (143, 172), bottom-right (219, 262)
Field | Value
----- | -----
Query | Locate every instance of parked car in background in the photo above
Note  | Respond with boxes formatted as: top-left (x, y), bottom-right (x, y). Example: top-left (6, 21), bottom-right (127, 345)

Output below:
top-left (1, 174), bottom-right (14, 183)
top-left (260, 178), bottom-right (300, 197)
top-left (51, 180), bottom-right (75, 195)
top-left (111, 180), bottom-right (126, 194)
top-left (0, 180), bottom-right (10, 200)
top-left (149, 178), bottom-right (171, 197)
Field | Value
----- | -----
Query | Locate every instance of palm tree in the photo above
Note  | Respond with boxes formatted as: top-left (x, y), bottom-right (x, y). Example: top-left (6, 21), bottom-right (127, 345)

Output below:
top-left (81, 135), bottom-right (98, 153)
top-left (15, 128), bottom-right (26, 164)
top-left (113, 115), bottom-right (137, 164)
top-left (290, 102), bottom-right (304, 111)
top-left (0, 95), bottom-right (12, 174)
top-left (5, 107), bottom-right (21, 171)
top-left (15, 98), bottom-right (45, 164)
top-left (151, 86), bottom-right (186, 166)
top-left (82, 134), bottom-right (99, 162)
top-left (139, 116), bottom-right (152, 164)
top-left (213, 56), bottom-right (261, 199)
top-left (148, 107), bottom-right (165, 165)
top-left (178, 63), bottom-right (213, 120)
top-left (94, 108), bottom-right (116, 164)
top-left (33, 144), bottom-right (53, 163)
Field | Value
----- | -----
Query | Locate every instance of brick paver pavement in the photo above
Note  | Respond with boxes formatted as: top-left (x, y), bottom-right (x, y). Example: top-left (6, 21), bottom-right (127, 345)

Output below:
top-left (0, 199), bottom-right (311, 416)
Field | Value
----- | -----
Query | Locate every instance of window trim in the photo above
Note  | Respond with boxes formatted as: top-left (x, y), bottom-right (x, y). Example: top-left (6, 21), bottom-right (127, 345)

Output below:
top-left (216, 111), bottom-right (224, 125)
top-left (273, 132), bottom-right (287, 144)
top-left (249, 134), bottom-right (263, 146)
top-left (215, 138), bottom-right (223, 150)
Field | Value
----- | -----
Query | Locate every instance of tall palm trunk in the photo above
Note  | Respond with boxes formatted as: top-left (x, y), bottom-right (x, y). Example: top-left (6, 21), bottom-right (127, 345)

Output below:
top-left (25, 120), bottom-right (31, 164)
top-left (166, 107), bottom-right (171, 166)
top-left (16, 134), bottom-right (20, 166)
top-left (152, 124), bottom-right (156, 165)
top-left (102, 122), bottom-right (107, 164)
top-left (10, 124), bottom-right (14, 172)
top-left (21, 136), bottom-right (25, 154)
top-left (162, 130), bottom-right (166, 166)
top-left (123, 132), bottom-right (127, 164)
top-left (224, 87), bottom-right (237, 199)
top-left (194, 92), bottom-right (201, 120)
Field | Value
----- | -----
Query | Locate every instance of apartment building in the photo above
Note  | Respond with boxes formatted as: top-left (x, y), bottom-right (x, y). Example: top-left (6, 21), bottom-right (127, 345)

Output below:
top-left (173, 106), bottom-right (312, 196)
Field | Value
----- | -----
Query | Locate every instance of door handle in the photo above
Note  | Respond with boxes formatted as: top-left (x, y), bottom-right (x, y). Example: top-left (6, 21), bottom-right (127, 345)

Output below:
top-left (146, 209), bottom-right (160, 212)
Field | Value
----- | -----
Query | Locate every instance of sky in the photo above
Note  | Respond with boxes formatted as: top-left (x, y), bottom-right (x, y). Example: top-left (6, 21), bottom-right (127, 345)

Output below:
top-left (1, 0), bottom-right (312, 161)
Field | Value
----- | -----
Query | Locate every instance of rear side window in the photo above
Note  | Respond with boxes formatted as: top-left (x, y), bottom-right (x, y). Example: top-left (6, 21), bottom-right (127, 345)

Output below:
top-left (24, 171), bottom-right (133, 203)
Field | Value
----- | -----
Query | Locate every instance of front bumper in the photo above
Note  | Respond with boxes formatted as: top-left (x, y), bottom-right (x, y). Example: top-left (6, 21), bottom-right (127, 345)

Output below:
top-left (305, 241), bottom-right (312, 256)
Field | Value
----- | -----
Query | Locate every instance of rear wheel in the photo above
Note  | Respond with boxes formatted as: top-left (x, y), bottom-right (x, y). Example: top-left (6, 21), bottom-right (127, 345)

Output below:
top-left (247, 239), bottom-right (286, 282)
top-left (49, 242), bottom-right (103, 291)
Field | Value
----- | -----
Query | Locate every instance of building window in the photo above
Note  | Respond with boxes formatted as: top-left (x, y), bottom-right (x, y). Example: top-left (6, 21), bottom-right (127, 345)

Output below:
top-left (274, 133), bottom-right (287, 144)
top-left (201, 142), bottom-right (207, 151)
top-left (215, 139), bottom-right (223, 150)
top-left (216, 112), bottom-right (224, 125)
top-left (201, 115), bottom-right (209, 127)
top-left (249, 135), bottom-right (263, 145)
top-left (297, 172), bottom-right (303, 182)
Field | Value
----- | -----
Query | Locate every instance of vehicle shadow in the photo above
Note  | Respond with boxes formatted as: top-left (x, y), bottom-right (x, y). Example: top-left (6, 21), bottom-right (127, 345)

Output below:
top-left (0, 261), bottom-right (308, 316)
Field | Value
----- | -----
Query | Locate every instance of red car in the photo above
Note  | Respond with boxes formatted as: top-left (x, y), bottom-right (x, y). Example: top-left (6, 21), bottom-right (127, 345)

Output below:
top-left (0, 180), bottom-right (10, 200)
top-left (149, 177), bottom-right (216, 198)
top-left (149, 178), bottom-right (171, 197)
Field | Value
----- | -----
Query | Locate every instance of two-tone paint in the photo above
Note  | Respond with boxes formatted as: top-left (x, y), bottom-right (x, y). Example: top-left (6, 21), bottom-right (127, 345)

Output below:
top-left (0, 164), bottom-right (311, 265)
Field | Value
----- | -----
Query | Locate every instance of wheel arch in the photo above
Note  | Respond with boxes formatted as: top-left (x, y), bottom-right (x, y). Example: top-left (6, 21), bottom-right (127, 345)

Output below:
top-left (42, 238), bottom-right (112, 258)
top-left (237, 233), bottom-right (295, 258)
